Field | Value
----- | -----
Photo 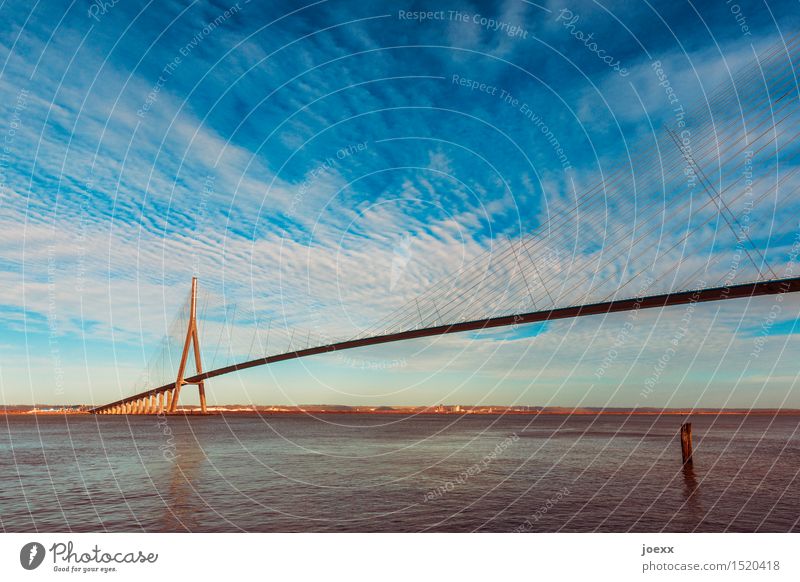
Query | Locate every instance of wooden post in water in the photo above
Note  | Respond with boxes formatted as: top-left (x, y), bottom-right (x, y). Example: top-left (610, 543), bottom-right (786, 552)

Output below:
top-left (680, 422), bottom-right (693, 466)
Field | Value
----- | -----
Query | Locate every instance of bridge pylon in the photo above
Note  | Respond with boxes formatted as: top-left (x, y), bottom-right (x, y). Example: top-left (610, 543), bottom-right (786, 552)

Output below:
top-left (170, 276), bottom-right (207, 413)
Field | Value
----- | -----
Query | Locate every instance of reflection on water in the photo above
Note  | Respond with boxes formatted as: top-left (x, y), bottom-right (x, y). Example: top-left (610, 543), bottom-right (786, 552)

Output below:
top-left (0, 414), bottom-right (798, 532)
top-left (681, 463), bottom-right (703, 516)
top-left (159, 427), bottom-right (208, 532)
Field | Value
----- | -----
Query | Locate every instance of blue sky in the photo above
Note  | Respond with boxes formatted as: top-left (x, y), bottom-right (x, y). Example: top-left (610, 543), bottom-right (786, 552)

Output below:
top-left (1, 0), bottom-right (800, 408)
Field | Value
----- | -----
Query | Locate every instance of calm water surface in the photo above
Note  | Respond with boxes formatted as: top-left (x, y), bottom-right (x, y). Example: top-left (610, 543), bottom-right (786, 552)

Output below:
top-left (1, 414), bottom-right (798, 532)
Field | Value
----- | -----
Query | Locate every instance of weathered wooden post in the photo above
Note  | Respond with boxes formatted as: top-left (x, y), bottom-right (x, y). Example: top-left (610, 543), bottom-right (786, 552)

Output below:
top-left (680, 422), bottom-right (693, 465)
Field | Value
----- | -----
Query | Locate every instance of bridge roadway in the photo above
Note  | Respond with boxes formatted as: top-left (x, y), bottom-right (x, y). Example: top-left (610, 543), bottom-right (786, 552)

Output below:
top-left (90, 276), bottom-right (800, 414)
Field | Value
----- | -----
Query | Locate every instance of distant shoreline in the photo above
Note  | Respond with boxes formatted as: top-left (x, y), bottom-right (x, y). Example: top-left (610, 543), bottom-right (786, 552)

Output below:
top-left (3, 406), bottom-right (800, 416)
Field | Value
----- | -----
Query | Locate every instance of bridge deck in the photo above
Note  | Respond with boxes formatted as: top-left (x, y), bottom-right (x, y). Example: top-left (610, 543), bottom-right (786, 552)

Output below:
top-left (89, 276), bottom-right (800, 413)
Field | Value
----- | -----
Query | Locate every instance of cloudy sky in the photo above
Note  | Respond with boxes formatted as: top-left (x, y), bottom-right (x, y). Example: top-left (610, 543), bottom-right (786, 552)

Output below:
top-left (1, 0), bottom-right (799, 408)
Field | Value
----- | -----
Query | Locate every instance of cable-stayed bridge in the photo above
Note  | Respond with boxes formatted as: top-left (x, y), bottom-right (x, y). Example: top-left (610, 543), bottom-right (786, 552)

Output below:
top-left (90, 36), bottom-right (800, 415)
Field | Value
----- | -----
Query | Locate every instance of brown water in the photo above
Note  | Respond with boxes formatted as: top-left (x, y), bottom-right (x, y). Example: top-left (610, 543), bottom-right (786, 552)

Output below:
top-left (0, 413), bottom-right (798, 532)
